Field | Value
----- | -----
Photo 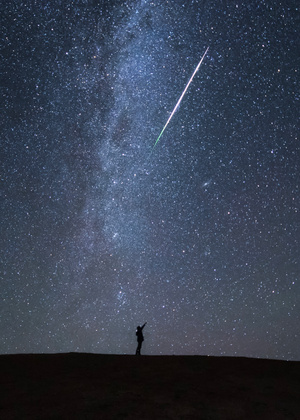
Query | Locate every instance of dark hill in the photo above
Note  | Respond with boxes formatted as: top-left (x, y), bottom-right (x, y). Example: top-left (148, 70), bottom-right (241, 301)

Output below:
top-left (0, 353), bottom-right (299, 419)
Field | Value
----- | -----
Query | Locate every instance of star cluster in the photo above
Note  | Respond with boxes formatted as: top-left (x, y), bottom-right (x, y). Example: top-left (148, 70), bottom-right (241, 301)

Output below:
top-left (1, 0), bottom-right (299, 359)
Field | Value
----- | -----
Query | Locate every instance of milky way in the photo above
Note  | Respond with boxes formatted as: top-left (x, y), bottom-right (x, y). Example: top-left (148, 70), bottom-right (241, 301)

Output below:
top-left (1, 1), bottom-right (299, 359)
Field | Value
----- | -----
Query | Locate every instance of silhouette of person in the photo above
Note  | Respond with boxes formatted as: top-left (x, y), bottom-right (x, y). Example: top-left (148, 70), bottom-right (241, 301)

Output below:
top-left (135, 322), bottom-right (147, 355)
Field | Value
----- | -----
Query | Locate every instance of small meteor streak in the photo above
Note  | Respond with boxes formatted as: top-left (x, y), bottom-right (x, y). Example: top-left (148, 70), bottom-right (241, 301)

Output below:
top-left (153, 47), bottom-right (209, 149)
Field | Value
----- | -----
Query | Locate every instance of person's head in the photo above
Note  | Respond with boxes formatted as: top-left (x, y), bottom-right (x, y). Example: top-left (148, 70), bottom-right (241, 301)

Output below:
top-left (137, 326), bottom-right (141, 330)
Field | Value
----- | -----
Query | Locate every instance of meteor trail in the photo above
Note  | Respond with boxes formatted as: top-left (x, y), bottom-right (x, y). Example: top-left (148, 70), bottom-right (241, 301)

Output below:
top-left (153, 47), bottom-right (209, 149)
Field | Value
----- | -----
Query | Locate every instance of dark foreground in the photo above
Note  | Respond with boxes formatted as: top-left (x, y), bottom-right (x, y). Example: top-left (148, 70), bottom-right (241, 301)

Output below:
top-left (0, 353), bottom-right (299, 419)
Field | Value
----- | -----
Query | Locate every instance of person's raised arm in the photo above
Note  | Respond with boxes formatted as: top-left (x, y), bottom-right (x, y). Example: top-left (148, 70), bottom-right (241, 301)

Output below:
top-left (141, 322), bottom-right (147, 330)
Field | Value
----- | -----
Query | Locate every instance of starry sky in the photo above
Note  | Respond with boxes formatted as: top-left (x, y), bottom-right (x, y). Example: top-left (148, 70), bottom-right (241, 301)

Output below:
top-left (1, 0), bottom-right (299, 360)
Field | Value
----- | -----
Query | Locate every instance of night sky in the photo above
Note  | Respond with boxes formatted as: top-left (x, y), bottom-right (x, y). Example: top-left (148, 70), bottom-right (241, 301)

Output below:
top-left (1, 1), bottom-right (299, 360)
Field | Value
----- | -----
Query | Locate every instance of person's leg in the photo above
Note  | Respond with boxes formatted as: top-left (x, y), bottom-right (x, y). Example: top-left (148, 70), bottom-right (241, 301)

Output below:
top-left (136, 342), bottom-right (141, 355)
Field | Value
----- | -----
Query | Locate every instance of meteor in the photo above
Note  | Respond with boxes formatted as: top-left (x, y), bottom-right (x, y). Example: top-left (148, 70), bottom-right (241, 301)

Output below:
top-left (153, 47), bottom-right (209, 149)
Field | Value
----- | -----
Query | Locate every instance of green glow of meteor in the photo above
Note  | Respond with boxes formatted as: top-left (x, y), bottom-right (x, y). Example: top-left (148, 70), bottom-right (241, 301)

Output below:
top-left (153, 126), bottom-right (166, 148)
top-left (153, 47), bottom-right (209, 150)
